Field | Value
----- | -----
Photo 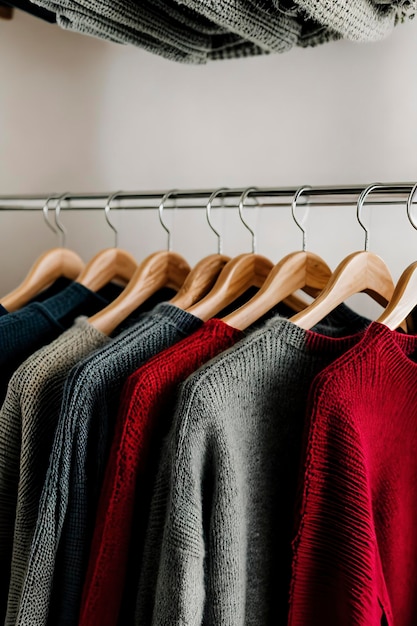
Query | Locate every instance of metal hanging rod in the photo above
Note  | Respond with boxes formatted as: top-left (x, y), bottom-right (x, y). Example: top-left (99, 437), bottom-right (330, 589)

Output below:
top-left (0, 184), bottom-right (416, 210)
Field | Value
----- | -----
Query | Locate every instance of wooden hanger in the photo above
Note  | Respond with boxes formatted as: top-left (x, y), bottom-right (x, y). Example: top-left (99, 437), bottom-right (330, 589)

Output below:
top-left (72, 192), bottom-right (142, 291)
top-left (0, 195), bottom-right (85, 312)
top-left (170, 253), bottom-right (230, 309)
top-left (88, 250), bottom-right (190, 334)
top-left (223, 188), bottom-right (332, 330)
top-left (290, 250), bottom-right (396, 329)
top-left (376, 261), bottom-right (417, 330)
top-left (187, 252), bottom-right (274, 321)
top-left (0, 247), bottom-right (85, 312)
top-left (76, 248), bottom-right (138, 292)
top-left (170, 189), bottom-right (236, 310)
top-left (223, 250), bottom-right (331, 330)
top-left (376, 183), bottom-right (417, 330)
top-left (89, 189), bottom-right (194, 334)
top-left (290, 185), bottom-right (398, 330)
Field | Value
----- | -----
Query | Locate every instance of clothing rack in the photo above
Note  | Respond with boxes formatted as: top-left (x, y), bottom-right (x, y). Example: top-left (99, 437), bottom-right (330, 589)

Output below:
top-left (1, 183), bottom-right (417, 212)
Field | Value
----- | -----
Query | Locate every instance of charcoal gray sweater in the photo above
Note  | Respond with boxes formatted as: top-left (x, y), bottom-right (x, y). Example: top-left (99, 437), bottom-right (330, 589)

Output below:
top-left (16, 303), bottom-right (202, 626)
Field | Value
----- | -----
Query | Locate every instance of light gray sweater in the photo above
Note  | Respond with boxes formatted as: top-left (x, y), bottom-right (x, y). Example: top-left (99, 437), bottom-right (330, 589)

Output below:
top-left (29, 0), bottom-right (415, 63)
top-left (0, 318), bottom-right (110, 626)
top-left (135, 310), bottom-right (369, 625)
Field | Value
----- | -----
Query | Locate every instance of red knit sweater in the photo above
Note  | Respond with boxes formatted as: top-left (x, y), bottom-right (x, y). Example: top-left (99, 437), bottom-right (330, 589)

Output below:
top-left (79, 319), bottom-right (243, 626)
top-left (289, 322), bottom-right (417, 626)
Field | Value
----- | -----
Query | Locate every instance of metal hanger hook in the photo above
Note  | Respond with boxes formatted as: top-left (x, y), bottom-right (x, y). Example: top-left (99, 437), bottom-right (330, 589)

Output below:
top-left (291, 186), bottom-right (312, 252)
top-left (206, 187), bottom-right (229, 255)
top-left (42, 193), bottom-right (61, 236)
top-left (406, 182), bottom-right (417, 232)
top-left (158, 190), bottom-right (178, 251)
top-left (238, 187), bottom-right (259, 253)
top-left (54, 192), bottom-right (72, 247)
top-left (356, 183), bottom-right (383, 251)
top-left (104, 190), bottom-right (124, 248)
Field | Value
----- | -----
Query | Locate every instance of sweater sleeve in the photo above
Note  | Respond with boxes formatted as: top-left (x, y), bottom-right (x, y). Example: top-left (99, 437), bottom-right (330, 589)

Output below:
top-left (136, 376), bottom-right (248, 626)
top-left (0, 383), bottom-right (21, 621)
top-left (288, 378), bottom-right (388, 626)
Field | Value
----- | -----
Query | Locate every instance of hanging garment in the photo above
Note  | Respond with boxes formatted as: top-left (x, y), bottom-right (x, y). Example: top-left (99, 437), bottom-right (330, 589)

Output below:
top-left (79, 318), bottom-right (243, 626)
top-left (27, 0), bottom-right (300, 63)
top-left (0, 281), bottom-right (120, 405)
top-left (135, 305), bottom-right (370, 625)
top-left (28, 0), bottom-right (415, 63)
top-left (16, 303), bottom-right (202, 626)
top-left (288, 322), bottom-right (417, 626)
top-left (0, 317), bottom-right (110, 626)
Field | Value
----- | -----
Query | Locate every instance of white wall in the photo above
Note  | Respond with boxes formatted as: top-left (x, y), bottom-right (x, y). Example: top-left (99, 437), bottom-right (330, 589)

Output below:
top-left (1, 10), bottom-right (417, 317)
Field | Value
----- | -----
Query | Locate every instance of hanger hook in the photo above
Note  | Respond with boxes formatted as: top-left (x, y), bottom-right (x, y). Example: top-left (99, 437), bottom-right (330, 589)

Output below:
top-left (291, 186), bottom-right (312, 252)
top-left (104, 190), bottom-right (124, 248)
top-left (238, 187), bottom-right (258, 253)
top-left (54, 192), bottom-right (72, 247)
top-left (42, 193), bottom-right (60, 236)
top-left (206, 187), bottom-right (229, 255)
top-left (356, 183), bottom-right (383, 251)
top-left (406, 182), bottom-right (417, 232)
top-left (158, 190), bottom-right (177, 251)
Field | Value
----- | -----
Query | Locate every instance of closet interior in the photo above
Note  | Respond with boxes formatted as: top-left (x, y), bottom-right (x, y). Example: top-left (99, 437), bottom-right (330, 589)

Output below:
top-left (3, 2), bottom-right (417, 625)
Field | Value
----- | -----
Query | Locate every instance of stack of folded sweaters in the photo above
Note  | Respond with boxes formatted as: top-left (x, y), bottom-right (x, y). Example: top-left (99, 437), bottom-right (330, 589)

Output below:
top-left (23, 0), bottom-right (417, 62)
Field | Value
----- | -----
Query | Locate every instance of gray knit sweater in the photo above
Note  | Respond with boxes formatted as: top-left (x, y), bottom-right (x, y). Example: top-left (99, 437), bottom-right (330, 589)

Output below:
top-left (0, 317), bottom-right (110, 626)
top-left (135, 310), bottom-right (369, 625)
top-left (29, 0), bottom-right (415, 63)
top-left (16, 303), bottom-right (201, 626)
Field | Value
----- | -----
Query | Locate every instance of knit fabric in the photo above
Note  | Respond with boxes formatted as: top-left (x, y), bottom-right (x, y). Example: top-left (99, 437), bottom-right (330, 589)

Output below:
top-left (16, 303), bottom-right (202, 626)
top-left (0, 318), bottom-right (110, 626)
top-left (79, 318), bottom-right (243, 626)
top-left (29, 0), bottom-right (300, 63)
top-left (0, 281), bottom-right (113, 405)
top-left (0, 304), bottom-right (8, 316)
top-left (288, 322), bottom-right (417, 626)
top-left (29, 0), bottom-right (415, 63)
top-left (135, 307), bottom-right (370, 625)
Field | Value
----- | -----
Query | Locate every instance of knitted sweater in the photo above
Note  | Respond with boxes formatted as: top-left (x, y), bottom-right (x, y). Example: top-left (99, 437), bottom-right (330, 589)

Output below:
top-left (0, 281), bottom-right (112, 405)
top-left (135, 309), bottom-right (369, 625)
top-left (79, 318), bottom-right (243, 626)
top-left (30, 0), bottom-right (414, 63)
top-left (0, 318), bottom-right (110, 626)
top-left (29, 0), bottom-right (299, 63)
top-left (288, 322), bottom-right (417, 626)
top-left (16, 303), bottom-right (201, 626)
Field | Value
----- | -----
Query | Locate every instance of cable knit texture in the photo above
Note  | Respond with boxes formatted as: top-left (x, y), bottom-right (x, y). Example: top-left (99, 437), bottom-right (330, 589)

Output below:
top-left (288, 322), bottom-right (417, 626)
top-left (0, 318), bottom-right (110, 626)
top-left (79, 319), bottom-right (243, 626)
top-left (28, 0), bottom-right (415, 62)
top-left (16, 304), bottom-right (202, 626)
top-left (135, 306), bottom-right (370, 625)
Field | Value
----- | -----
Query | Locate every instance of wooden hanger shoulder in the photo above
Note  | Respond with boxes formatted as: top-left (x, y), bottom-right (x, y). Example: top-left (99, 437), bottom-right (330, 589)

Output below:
top-left (1, 247), bottom-right (85, 312)
top-left (89, 250), bottom-right (190, 335)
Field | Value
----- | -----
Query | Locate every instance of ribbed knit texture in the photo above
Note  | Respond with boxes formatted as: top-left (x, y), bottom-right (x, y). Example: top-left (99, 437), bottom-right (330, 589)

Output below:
top-left (0, 281), bottom-right (113, 405)
top-left (16, 303), bottom-right (202, 626)
top-left (135, 307), bottom-right (370, 625)
top-left (288, 322), bottom-right (417, 626)
top-left (79, 318), bottom-right (243, 626)
top-left (29, 0), bottom-right (299, 62)
top-left (29, 0), bottom-right (415, 63)
top-left (0, 318), bottom-right (110, 626)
